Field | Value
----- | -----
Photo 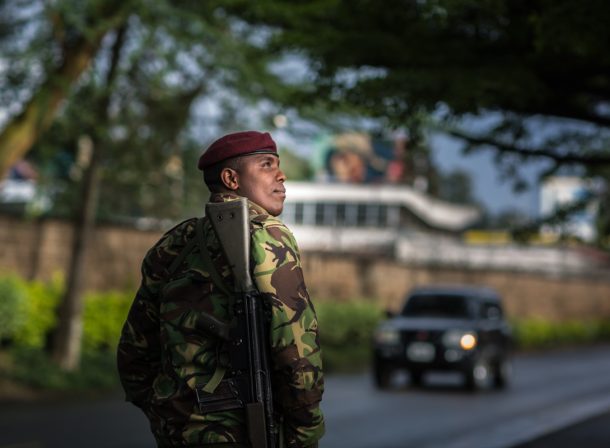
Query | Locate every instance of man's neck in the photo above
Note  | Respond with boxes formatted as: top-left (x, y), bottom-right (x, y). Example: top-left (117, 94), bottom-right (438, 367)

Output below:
top-left (209, 192), bottom-right (271, 216)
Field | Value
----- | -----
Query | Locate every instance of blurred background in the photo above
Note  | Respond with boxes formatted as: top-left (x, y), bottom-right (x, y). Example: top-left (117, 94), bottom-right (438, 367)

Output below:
top-left (1, 1), bottom-right (609, 447)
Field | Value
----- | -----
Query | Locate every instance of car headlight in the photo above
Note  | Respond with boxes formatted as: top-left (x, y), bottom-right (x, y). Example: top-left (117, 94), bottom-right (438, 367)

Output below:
top-left (442, 330), bottom-right (477, 350)
top-left (375, 328), bottom-right (400, 345)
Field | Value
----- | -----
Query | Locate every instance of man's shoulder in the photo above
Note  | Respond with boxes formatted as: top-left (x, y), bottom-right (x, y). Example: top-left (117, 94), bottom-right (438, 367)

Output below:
top-left (251, 212), bottom-right (290, 231)
top-left (250, 213), bottom-right (302, 260)
top-left (144, 217), bottom-right (198, 264)
top-left (162, 217), bottom-right (198, 238)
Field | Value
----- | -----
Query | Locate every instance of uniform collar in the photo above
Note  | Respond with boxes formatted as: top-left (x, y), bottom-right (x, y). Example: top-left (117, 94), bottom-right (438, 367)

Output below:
top-left (209, 192), bottom-right (270, 216)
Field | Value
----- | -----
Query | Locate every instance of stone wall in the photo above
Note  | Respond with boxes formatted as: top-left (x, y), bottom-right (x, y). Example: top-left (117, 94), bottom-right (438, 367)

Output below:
top-left (0, 215), bottom-right (157, 290)
top-left (305, 252), bottom-right (610, 321)
top-left (1, 215), bottom-right (609, 321)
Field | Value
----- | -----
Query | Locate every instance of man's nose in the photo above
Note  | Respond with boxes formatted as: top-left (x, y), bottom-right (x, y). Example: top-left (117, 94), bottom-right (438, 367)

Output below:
top-left (277, 168), bottom-right (286, 182)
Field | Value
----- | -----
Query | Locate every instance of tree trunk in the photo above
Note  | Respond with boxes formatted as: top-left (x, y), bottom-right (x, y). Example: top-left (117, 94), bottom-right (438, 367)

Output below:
top-left (51, 136), bottom-right (101, 370)
top-left (50, 26), bottom-right (127, 371)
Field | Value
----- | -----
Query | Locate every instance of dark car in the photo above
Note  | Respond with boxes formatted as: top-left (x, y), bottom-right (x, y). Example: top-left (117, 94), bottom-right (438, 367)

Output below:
top-left (373, 285), bottom-right (512, 390)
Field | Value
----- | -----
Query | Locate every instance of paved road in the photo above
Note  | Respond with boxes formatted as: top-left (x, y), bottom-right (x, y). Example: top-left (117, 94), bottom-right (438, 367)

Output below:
top-left (2, 345), bottom-right (610, 448)
top-left (320, 344), bottom-right (610, 448)
top-left (515, 410), bottom-right (610, 448)
top-left (0, 392), bottom-right (154, 448)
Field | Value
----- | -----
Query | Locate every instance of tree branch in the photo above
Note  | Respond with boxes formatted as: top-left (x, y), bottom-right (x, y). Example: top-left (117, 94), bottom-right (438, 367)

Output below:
top-left (446, 128), bottom-right (610, 166)
top-left (0, 7), bottom-right (127, 179)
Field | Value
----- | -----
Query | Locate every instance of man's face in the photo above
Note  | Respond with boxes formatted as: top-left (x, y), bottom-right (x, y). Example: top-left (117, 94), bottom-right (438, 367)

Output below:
top-left (233, 154), bottom-right (287, 216)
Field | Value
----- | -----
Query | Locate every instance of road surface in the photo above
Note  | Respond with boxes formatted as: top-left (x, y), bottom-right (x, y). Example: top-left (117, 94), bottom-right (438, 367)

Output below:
top-left (2, 345), bottom-right (610, 448)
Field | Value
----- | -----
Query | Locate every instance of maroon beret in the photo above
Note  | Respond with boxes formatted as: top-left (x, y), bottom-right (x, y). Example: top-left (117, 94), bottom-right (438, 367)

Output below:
top-left (198, 130), bottom-right (277, 170)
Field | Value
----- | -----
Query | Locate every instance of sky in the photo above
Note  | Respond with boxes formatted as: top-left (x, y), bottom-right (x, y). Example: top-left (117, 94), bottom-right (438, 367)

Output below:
top-left (429, 133), bottom-right (547, 218)
top-left (272, 123), bottom-right (548, 219)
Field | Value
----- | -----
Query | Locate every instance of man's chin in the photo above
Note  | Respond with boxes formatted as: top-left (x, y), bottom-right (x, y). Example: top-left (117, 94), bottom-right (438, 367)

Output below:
top-left (267, 202), bottom-right (284, 217)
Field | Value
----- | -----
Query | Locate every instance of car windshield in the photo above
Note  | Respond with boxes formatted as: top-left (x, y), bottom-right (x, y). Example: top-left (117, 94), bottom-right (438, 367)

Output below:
top-left (402, 294), bottom-right (473, 318)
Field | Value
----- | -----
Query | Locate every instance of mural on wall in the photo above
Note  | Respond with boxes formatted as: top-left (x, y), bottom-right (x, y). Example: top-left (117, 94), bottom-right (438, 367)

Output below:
top-left (312, 132), bottom-right (407, 184)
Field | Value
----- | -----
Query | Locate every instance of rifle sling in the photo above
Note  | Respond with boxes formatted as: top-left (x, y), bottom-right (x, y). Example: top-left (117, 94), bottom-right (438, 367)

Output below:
top-left (166, 218), bottom-right (236, 396)
top-left (167, 229), bottom-right (198, 278)
top-left (194, 217), bottom-right (234, 394)
top-left (196, 218), bottom-right (233, 297)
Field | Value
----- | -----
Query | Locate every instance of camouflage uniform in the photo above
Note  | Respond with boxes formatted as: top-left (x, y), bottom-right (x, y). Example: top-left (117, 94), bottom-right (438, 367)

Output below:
top-left (117, 193), bottom-right (325, 447)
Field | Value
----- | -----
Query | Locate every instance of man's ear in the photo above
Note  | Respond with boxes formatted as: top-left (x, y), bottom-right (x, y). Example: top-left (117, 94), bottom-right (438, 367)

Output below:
top-left (220, 168), bottom-right (239, 191)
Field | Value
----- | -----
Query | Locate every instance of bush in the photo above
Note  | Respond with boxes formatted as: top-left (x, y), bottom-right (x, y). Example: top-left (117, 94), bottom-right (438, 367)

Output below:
top-left (316, 300), bottom-right (384, 372)
top-left (0, 274), bottom-right (132, 392)
top-left (0, 275), bottom-right (29, 341)
top-left (0, 273), bottom-right (133, 352)
top-left (512, 319), bottom-right (610, 349)
top-left (13, 274), bottom-right (63, 348)
top-left (82, 290), bottom-right (132, 352)
top-left (7, 347), bottom-right (119, 391)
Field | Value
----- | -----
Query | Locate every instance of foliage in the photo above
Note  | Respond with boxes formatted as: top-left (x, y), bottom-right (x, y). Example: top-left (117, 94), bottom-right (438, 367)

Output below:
top-left (81, 290), bottom-right (132, 352)
top-left (14, 274), bottom-right (63, 348)
top-left (224, 1), bottom-right (610, 158)
top-left (512, 319), bottom-right (610, 349)
top-left (0, 273), bottom-right (128, 390)
top-left (0, 274), bottom-right (129, 352)
top-left (278, 148), bottom-right (313, 181)
top-left (0, 0), bottom-right (286, 220)
top-left (435, 168), bottom-right (478, 206)
top-left (0, 275), bottom-right (28, 340)
top-left (0, 274), bottom-right (64, 347)
top-left (316, 300), bottom-right (384, 372)
top-left (222, 0), bottom-right (610, 242)
top-left (4, 347), bottom-right (119, 391)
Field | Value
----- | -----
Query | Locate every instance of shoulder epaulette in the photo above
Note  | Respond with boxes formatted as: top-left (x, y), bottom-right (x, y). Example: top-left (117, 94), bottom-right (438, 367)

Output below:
top-left (250, 213), bottom-right (285, 229)
top-left (155, 217), bottom-right (198, 250)
top-left (162, 217), bottom-right (198, 237)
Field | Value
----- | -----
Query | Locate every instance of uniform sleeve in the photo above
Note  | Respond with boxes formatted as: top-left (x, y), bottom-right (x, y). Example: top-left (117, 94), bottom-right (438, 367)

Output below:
top-left (251, 223), bottom-right (325, 448)
top-left (116, 249), bottom-right (164, 409)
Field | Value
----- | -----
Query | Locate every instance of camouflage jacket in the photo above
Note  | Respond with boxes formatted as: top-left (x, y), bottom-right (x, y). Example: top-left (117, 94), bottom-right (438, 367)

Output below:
top-left (117, 193), bottom-right (324, 447)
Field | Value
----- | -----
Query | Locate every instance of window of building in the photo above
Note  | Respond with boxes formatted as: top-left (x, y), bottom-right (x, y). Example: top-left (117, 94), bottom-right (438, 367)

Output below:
top-left (357, 203), bottom-right (368, 226)
top-left (336, 203), bottom-right (346, 225)
top-left (281, 203), bottom-right (295, 224)
top-left (303, 202), bottom-right (316, 225)
top-left (387, 205), bottom-right (400, 227)
top-left (294, 202), bottom-right (304, 224)
top-left (365, 204), bottom-right (380, 227)
top-left (378, 204), bottom-right (388, 227)
top-left (345, 203), bottom-right (358, 226)
top-left (315, 203), bottom-right (325, 225)
top-left (284, 200), bottom-right (405, 228)
top-left (323, 203), bottom-right (336, 226)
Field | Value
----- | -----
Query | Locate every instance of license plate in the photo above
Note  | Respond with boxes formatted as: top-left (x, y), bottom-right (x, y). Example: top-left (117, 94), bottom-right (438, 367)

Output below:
top-left (407, 342), bottom-right (435, 362)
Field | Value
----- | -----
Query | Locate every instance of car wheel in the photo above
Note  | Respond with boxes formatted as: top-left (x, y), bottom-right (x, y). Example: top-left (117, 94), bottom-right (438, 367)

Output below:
top-left (493, 358), bottom-right (512, 389)
top-left (464, 357), bottom-right (490, 391)
top-left (373, 361), bottom-right (393, 390)
top-left (409, 369), bottom-right (424, 387)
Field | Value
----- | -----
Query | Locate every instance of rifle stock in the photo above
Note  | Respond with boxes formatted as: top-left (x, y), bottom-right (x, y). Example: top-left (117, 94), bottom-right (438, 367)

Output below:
top-left (206, 198), bottom-right (276, 448)
top-left (206, 198), bottom-right (255, 293)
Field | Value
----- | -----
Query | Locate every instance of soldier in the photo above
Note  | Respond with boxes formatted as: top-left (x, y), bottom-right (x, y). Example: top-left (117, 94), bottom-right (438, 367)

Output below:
top-left (117, 131), bottom-right (325, 448)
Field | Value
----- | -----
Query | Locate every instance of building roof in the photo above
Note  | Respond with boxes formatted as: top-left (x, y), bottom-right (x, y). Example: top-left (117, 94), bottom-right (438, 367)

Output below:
top-left (408, 284), bottom-right (502, 301)
top-left (284, 181), bottom-right (480, 231)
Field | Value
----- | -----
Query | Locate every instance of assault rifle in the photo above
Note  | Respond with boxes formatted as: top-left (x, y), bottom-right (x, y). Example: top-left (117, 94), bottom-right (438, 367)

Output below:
top-left (206, 198), bottom-right (276, 448)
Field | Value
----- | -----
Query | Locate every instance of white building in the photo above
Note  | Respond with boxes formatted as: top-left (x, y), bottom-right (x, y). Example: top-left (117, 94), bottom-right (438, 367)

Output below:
top-left (281, 181), bottom-right (480, 253)
top-left (282, 182), bottom-right (608, 275)
top-left (540, 176), bottom-right (599, 242)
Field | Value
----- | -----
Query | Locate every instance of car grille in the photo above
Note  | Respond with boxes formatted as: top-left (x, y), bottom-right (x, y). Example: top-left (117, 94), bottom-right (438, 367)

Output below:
top-left (400, 329), bottom-right (443, 345)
